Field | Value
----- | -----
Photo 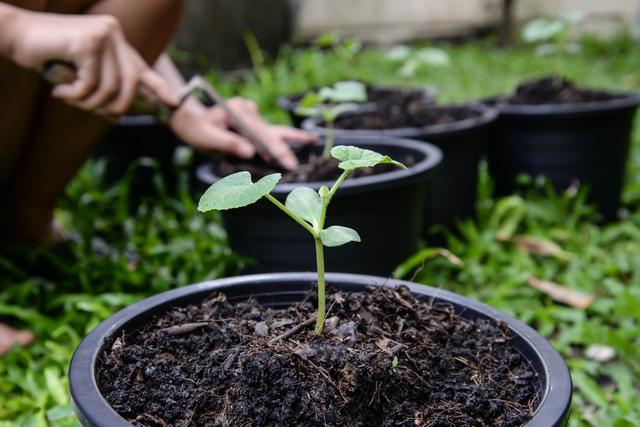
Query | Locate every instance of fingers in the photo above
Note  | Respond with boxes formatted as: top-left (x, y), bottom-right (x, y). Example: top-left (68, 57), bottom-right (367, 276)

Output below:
top-left (139, 68), bottom-right (179, 108)
top-left (271, 126), bottom-right (318, 144)
top-left (51, 42), bottom-right (101, 101)
top-left (261, 129), bottom-right (300, 170)
top-left (75, 41), bottom-right (120, 111)
top-left (194, 124), bottom-right (256, 159)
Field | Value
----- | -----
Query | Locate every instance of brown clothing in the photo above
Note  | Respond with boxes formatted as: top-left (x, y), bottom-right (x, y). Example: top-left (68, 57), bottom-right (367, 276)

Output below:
top-left (2, 0), bottom-right (100, 13)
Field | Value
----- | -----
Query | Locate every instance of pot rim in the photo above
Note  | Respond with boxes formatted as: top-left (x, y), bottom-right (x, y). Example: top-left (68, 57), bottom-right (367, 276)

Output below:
top-left (196, 136), bottom-right (442, 196)
top-left (485, 91), bottom-right (640, 117)
top-left (69, 272), bottom-right (571, 427)
top-left (301, 102), bottom-right (498, 138)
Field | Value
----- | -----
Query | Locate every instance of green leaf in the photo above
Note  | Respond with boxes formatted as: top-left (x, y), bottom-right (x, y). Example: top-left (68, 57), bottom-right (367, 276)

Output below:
top-left (198, 172), bottom-right (280, 212)
top-left (330, 146), bottom-right (406, 171)
top-left (414, 48), bottom-right (450, 66)
top-left (298, 92), bottom-right (322, 108)
top-left (386, 45), bottom-right (412, 61)
top-left (285, 187), bottom-right (322, 228)
top-left (573, 371), bottom-right (609, 409)
top-left (319, 225), bottom-right (361, 247)
top-left (522, 18), bottom-right (564, 43)
top-left (313, 32), bottom-right (340, 48)
top-left (44, 367), bottom-right (66, 405)
top-left (294, 105), bottom-right (323, 117)
top-left (331, 81), bottom-right (367, 102)
top-left (325, 103), bottom-right (360, 121)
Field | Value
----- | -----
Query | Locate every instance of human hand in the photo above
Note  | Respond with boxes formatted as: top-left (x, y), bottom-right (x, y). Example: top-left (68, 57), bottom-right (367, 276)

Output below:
top-left (7, 11), bottom-right (178, 115)
top-left (169, 97), bottom-right (317, 170)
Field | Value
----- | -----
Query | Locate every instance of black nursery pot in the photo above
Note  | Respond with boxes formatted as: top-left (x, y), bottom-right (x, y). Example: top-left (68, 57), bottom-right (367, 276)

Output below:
top-left (486, 95), bottom-right (640, 219)
top-left (95, 115), bottom-right (197, 198)
top-left (69, 272), bottom-right (572, 427)
top-left (303, 104), bottom-right (498, 238)
top-left (197, 137), bottom-right (442, 276)
top-left (277, 84), bottom-right (437, 127)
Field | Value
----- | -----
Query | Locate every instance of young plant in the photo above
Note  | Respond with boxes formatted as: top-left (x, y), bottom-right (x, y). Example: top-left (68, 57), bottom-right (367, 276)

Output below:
top-left (522, 11), bottom-right (585, 56)
top-left (294, 81), bottom-right (367, 158)
top-left (385, 45), bottom-right (450, 78)
top-left (198, 146), bottom-right (405, 335)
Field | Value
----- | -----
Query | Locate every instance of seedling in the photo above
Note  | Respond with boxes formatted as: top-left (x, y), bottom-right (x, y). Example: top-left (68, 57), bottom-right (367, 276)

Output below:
top-left (294, 81), bottom-right (367, 158)
top-left (385, 45), bottom-right (450, 78)
top-left (522, 11), bottom-right (584, 56)
top-left (198, 146), bottom-right (405, 334)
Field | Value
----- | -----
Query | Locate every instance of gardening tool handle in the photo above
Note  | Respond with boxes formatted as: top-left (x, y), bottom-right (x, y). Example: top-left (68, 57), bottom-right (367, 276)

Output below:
top-left (42, 60), bottom-right (176, 122)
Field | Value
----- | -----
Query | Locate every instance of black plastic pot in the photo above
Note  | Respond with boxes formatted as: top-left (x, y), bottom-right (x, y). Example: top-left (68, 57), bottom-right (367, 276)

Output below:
top-left (95, 115), bottom-right (199, 198)
top-left (485, 95), bottom-right (640, 219)
top-left (278, 84), bottom-right (437, 127)
top-left (69, 272), bottom-right (572, 427)
top-left (302, 104), bottom-right (498, 239)
top-left (197, 137), bottom-right (442, 275)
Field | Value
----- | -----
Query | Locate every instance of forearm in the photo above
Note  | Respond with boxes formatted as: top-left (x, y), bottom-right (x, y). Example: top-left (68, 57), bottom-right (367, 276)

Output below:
top-left (87, 0), bottom-right (184, 64)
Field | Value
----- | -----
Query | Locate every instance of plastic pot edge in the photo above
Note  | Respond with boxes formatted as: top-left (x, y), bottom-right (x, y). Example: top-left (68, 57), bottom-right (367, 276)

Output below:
top-left (196, 136), bottom-right (443, 196)
top-left (301, 102), bottom-right (499, 139)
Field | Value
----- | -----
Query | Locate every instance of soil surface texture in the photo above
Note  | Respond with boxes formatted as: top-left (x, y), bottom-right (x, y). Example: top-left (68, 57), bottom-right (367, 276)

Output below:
top-left (99, 285), bottom-right (540, 426)
top-left (289, 84), bottom-right (434, 109)
top-left (331, 104), bottom-right (481, 130)
top-left (493, 75), bottom-right (627, 105)
top-left (213, 145), bottom-right (415, 184)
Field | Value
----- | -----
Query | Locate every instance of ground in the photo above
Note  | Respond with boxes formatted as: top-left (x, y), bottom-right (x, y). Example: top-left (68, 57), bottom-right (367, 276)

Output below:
top-left (1, 34), bottom-right (639, 426)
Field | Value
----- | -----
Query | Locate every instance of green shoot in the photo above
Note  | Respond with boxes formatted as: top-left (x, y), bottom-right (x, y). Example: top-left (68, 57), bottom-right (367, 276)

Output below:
top-left (385, 45), bottom-right (450, 78)
top-left (294, 81), bottom-right (367, 158)
top-left (521, 11), bottom-right (585, 56)
top-left (198, 146), bottom-right (405, 335)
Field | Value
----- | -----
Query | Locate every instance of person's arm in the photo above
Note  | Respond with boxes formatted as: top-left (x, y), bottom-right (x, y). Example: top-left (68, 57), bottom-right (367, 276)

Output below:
top-left (155, 53), bottom-right (316, 170)
top-left (0, 2), bottom-right (177, 115)
top-left (86, 0), bottom-right (184, 65)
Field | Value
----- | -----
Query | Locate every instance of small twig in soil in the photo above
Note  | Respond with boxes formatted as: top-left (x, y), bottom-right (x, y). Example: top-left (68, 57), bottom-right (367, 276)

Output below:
top-left (269, 315), bottom-right (316, 343)
top-left (222, 348), bottom-right (241, 370)
top-left (160, 322), bottom-right (210, 336)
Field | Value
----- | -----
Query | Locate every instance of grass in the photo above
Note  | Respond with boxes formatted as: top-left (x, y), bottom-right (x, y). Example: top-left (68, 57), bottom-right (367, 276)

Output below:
top-left (2, 34), bottom-right (640, 426)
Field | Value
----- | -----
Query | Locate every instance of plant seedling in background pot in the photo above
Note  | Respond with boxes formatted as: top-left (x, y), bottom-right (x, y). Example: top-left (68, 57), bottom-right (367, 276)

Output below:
top-left (294, 81), bottom-right (367, 158)
top-left (198, 146), bottom-right (405, 334)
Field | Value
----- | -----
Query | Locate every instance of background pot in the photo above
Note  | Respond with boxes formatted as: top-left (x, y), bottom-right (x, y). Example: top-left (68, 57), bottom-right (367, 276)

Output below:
top-left (302, 103), bottom-right (498, 241)
top-left (485, 94), bottom-right (640, 220)
top-left (197, 136), bottom-right (441, 275)
top-left (69, 272), bottom-right (573, 427)
top-left (278, 84), bottom-right (437, 127)
top-left (95, 115), bottom-right (200, 199)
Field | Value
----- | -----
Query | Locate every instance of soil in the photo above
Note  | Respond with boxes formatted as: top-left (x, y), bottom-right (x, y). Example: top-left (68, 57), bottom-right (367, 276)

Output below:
top-left (99, 285), bottom-right (540, 427)
top-left (331, 104), bottom-right (481, 130)
top-left (288, 84), bottom-right (434, 110)
top-left (493, 75), bottom-right (627, 105)
top-left (213, 144), bottom-right (415, 184)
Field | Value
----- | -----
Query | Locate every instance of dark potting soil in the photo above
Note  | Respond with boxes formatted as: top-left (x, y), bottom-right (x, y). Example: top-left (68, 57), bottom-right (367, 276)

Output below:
top-left (493, 75), bottom-right (627, 105)
top-left (99, 286), bottom-right (540, 427)
top-left (213, 144), bottom-right (416, 184)
top-left (289, 84), bottom-right (432, 109)
top-left (331, 103), bottom-right (481, 130)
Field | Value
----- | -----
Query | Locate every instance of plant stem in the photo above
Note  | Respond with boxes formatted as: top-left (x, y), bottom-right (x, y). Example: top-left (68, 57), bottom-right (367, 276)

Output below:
top-left (322, 119), bottom-right (334, 158)
top-left (264, 194), bottom-right (317, 237)
top-left (328, 170), bottom-right (350, 198)
top-left (314, 237), bottom-right (326, 335)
